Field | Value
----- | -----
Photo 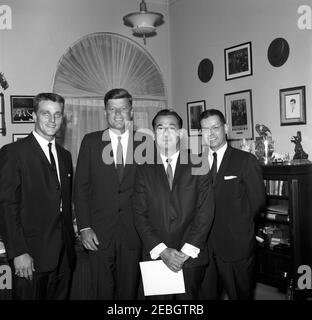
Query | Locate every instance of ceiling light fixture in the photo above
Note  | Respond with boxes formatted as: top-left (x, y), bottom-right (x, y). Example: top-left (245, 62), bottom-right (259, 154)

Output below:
top-left (123, 0), bottom-right (164, 45)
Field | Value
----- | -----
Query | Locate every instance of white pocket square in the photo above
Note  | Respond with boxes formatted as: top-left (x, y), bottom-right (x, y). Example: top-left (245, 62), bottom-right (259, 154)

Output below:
top-left (224, 175), bottom-right (237, 180)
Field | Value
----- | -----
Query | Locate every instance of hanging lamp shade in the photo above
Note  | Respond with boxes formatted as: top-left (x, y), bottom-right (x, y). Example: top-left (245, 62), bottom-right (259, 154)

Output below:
top-left (123, 0), bottom-right (164, 44)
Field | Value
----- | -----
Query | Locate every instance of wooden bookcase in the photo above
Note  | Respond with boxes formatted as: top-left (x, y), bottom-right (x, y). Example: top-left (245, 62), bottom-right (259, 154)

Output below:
top-left (256, 163), bottom-right (312, 298)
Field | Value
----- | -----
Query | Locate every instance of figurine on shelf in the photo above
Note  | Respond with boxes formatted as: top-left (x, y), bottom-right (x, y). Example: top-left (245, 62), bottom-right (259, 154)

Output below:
top-left (291, 131), bottom-right (309, 160)
top-left (254, 124), bottom-right (274, 164)
top-left (255, 124), bottom-right (272, 138)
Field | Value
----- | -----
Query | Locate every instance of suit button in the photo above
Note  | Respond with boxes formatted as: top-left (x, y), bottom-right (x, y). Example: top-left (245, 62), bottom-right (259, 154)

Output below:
top-left (118, 208), bottom-right (122, 213)
top-left (118, 190), bottom-right (121, 194)
top-left (170, 216), bottom-right (176, 221)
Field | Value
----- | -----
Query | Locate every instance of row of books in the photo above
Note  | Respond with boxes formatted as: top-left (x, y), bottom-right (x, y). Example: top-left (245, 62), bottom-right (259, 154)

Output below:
top-left (264, 179), bottom-right (289, 196)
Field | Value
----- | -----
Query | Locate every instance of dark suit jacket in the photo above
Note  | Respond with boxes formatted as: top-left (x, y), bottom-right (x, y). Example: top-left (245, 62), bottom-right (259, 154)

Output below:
top-left (73, 129), bottom-right (141, 250)
top-left (0, 133), bottom-right (76, 272)
top-left (209, 145), bottom-right (266, 262)
top-left (133, 150), bottom-right (215, 267)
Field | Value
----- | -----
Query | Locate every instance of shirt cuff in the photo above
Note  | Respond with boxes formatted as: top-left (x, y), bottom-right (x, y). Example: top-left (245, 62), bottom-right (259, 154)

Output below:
top-left (80, 227), bottom-right (91, 232)
top-left (181, 243), bottom-right (200, 259)
top-left (150, 243), bottom-right (167, 260)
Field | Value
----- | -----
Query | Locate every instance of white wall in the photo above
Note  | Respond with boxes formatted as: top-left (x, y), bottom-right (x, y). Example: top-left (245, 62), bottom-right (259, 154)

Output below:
top-left (169, 0), bottom-right (312, 158)
top-left (0, 0), bottom-right (171, 147)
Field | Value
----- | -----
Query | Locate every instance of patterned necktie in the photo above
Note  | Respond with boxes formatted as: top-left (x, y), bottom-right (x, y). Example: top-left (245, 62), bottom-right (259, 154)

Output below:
top-left (166, 158), bottom-right (173, 190)
top-left (48, 142), bottom-right (60, 188)
top-left (211, 152), bottom-right (217, 184)
top-left (116, 136), bottom-right (124, 183)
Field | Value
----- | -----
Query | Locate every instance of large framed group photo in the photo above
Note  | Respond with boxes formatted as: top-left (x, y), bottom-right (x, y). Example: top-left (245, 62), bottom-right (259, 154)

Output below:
top-left (10, 95), bottom-right (35, 123)
top-left (224, 41), bottom-right (252, 81)
top-left (224, 89), bottom-right (253, 140)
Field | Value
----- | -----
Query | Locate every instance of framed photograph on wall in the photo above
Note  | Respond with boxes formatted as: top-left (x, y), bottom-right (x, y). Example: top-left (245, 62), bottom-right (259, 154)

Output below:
top-left (224, 41), bottom-right (252, 80)
top-left (224, 89), bottom-right (253, 140)
top-left (10, 95), bottom-right (35, 123)
top-left (187, 100), bottom-right (206, 136)
top-left (280, 86), bottom-right (306, 125)
top-left (12, 133), bottom-right (28, 142)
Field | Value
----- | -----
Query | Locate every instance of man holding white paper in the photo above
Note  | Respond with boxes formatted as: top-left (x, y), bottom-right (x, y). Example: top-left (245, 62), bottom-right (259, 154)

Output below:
top-left (133, 109), bottom-right (214, 299)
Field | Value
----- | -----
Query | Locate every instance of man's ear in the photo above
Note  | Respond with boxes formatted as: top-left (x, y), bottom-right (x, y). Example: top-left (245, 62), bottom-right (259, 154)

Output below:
top-left (224, 123), bottom-right (229, 135)
top-left (32, 112), bottom-right (37, 123)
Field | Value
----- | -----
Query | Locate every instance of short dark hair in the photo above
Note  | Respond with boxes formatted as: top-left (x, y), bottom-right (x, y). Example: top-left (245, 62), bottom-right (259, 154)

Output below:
top-left (104, 88), bottom-right (132, 107)
top-left (199, 109), bottom-right (226, 125)
top-left (152, 109), bottom-right (183, 129)
top-left (290, 99), bottom-right (296, 103)
top-left (33, 93), bottom-right (65, 113)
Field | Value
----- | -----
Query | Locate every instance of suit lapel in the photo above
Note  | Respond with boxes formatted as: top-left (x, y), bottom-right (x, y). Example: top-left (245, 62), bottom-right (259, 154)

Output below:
top-left (55, 144), bottom-right (66, 187)
top-left (214, 146), bottom-right (233, 187)
top-left (172, 153), bottom-right (185, 191)
top-left (154, 150), bottom-right (171, 190)
top-left (28, 133), bottom-right (51, 169)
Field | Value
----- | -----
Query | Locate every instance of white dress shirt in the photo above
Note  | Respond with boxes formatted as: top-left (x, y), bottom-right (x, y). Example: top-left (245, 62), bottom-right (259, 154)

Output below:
top-left (32, 131), bottom-right (61, 183)
top-left (208, 142), bottom-right (228, 173)
top-left (150, 151), bottom-right (200, 260)
top-left (108, 129), bottom-right (129, 166)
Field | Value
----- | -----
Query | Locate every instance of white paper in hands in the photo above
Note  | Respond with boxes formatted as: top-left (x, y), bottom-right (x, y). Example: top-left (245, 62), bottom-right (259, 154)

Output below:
top-left (139, 260), bottom-right (186, 296)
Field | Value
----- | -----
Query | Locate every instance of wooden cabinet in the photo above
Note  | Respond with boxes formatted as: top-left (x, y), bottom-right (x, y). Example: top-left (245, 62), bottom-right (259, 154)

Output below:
top-left (256, 164), bottom-right (312, 298)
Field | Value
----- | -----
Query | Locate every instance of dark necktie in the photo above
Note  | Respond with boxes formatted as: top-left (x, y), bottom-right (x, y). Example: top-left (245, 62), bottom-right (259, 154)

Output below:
top-left (116, 136), bottom-right (124, 183)
top-left (48, 142), bottom-right (60, 188)
top-left (211, 152), bottom-right (217, 184)
top-left (166, 158), bottom-right (173, 190)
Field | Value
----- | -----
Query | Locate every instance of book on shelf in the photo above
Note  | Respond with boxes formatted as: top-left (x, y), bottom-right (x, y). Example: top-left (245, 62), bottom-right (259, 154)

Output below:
top-left (260, 212), bottom-right (289, 223)
top-left (0, 240), bottom-right (6, 255)
top-left (264, 180), bottom-right (289, 196)
top-left (266, 204), bottom-right (288, 215)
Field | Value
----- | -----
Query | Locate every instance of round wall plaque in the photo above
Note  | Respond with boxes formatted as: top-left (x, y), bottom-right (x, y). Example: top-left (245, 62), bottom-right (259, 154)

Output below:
top-left (198, 59), bottom-right (214, 83)
top-left (267, 38), bottom-right (290, 67)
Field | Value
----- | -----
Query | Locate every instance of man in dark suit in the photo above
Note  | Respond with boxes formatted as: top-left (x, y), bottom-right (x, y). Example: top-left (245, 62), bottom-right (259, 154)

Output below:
top-left (199, 109), bottom-right (266, 300)
top-left (73, 88), bottom-right (141, 299)
top-left (133, 109), bottom-right (214, 300)
top-left (0, 92), bottom-right (76, 300)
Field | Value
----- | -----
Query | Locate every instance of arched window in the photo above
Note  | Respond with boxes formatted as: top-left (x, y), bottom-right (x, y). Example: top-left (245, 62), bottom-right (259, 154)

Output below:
top-left (53, 32), bottom-right (167, 164)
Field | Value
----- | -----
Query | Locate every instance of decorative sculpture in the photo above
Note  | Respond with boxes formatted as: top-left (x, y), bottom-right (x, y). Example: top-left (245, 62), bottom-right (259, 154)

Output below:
top-left (255, 124), bottom-right (274, 164)
top-left (291, 131), bottom-right (309, 160)
top-left (255, 124), bottom-right (272, 138)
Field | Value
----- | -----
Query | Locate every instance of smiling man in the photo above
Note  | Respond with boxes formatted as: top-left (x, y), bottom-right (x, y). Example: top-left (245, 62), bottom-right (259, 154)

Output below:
top-left (0, 92), bottom-right (76, 300)
top-left (199, 109), bottom-right (265, 300)
top-left (133, 109), bottom-right (214, 300)
top-left (74, 88), bottom-right (141, 300)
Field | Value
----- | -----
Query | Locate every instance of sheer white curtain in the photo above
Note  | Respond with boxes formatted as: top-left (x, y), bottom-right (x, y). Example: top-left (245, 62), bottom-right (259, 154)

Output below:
top-left (62, 98), bottom-right (165, 166)
top-left (53, 32), bottom-right (167, 164)
top-left (62, 98), bottom-right (105, 164)
top-left (53, 32), bottom-right (166, 99)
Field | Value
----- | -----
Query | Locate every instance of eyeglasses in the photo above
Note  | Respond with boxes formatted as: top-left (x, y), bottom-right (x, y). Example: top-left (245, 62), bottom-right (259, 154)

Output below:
top-left (201, 123), bottom-right (224, 133)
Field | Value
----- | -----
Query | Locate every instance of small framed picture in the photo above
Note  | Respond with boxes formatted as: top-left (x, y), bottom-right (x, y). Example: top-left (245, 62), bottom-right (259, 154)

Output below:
top-left (224, 41), bottom-right (252, 81)
top-left (187, 100), bottom-right (206, 136)
top-left (12, 133), bottom-right (28, 142)
top-left (280, 86), bottom-right (306, 126)
top-left (224, 89), bottom-right (253, 140)
top-left (10, 95), bottom-right (35, 123)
